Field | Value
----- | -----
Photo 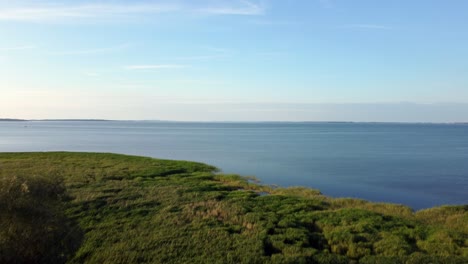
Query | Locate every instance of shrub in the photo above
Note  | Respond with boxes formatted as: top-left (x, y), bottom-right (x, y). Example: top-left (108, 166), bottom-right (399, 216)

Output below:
top-left (0, 175), bottom-right (82, 264)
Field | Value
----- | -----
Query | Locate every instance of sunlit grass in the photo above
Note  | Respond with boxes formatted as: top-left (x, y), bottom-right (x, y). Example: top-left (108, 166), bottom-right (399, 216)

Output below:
top-left (1, 152), bottom-right (466, 263)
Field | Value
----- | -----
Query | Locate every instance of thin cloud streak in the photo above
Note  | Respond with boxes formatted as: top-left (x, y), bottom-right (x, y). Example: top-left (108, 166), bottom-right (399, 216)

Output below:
top-left (0, 3), bottom-right (179, 21)
top-left (319, 0), bottom-right (333, 8)
top-left (50, 43), bottom-right (131, 56)
top-left (248, 19), bottom-right (300, 26)
top-left (174, 55), bottom-right (227, 61)
top-left (125, 65), bottom-right (188, 70)
top-left (0, 45), bottom-right (36, 51)
top-left (174, 46), bottom-right (233, 61)
top-left (84, 72), bottom-right (99, 77)
top-left (342, 24), bottom-right (393, 30)
top-left (0, 1), bottom-right (264, 22)
top-left (197, 0), bottom-right (265, 15)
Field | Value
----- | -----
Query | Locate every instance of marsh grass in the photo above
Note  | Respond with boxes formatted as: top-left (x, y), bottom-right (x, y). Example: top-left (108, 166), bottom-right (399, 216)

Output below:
top-left (0, 152), bottom-right (466, 263)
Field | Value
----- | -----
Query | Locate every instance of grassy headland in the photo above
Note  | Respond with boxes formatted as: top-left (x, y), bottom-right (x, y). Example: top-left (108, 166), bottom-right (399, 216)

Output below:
top-left (0, 152), bottom-right (466, 263)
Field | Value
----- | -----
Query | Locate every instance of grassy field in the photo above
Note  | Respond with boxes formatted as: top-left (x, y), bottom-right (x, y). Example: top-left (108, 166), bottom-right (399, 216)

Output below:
top-left (0, 152), bottom-right (467, 263)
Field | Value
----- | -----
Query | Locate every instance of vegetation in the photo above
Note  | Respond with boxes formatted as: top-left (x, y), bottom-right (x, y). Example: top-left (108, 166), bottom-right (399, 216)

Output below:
top-left (0, 152), bottom-right (466, 263)
top-left (0, 119), bottom-right (26, 121)
top-left (0, 173), bottom-right (82, 263)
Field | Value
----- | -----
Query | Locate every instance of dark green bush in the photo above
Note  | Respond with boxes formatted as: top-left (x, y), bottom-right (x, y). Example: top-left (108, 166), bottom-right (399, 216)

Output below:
top-left (0, 175), bottom-right (82, 264)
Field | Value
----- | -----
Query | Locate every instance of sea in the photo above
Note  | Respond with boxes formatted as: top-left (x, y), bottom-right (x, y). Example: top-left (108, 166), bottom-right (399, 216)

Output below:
top-left (1, 121), bottom-right (467, 210)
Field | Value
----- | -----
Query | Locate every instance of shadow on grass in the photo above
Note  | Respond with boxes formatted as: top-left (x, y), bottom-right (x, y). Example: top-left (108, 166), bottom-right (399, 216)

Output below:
top-left (0, 175), bottom-right (84, 264)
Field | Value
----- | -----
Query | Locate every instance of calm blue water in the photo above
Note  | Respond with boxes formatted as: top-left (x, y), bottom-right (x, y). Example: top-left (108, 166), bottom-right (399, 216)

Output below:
top-left (1, 121), bottom-right (467, 209)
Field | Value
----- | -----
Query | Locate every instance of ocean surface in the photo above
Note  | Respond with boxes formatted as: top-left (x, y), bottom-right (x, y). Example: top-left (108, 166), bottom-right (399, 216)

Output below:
top-left (1, 121), bottom-right (467, 210)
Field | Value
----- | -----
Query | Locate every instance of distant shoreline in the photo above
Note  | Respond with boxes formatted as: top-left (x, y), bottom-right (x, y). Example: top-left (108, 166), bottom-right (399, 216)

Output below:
top-left (0, 119), bottom-right (110, 122)
top-left (0, 119), bottom-right (28, 122)
top-left (1, 119), bottom-right (467, 125)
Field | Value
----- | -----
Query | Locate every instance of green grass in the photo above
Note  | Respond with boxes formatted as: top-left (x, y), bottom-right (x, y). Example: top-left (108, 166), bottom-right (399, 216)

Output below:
top-left (0, 152), bottom-right (467, 263)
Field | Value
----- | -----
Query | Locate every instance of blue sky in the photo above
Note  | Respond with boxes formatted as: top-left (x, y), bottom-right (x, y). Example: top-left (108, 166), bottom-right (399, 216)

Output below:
top-left (1, 0), bottom-right (468, 121)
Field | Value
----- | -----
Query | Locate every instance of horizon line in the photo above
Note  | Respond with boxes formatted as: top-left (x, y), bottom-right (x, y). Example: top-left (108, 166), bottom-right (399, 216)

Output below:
top-left (1, 118), bottom-right (467, 125)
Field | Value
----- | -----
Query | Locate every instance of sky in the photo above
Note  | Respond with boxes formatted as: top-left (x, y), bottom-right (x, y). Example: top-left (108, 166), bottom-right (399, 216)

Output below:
top-left (1, 0), bottom-right (468, 122)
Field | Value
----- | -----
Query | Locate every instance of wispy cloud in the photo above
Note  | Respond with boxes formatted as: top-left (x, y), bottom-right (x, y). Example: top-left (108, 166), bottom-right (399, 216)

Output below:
top-left (0, 3), bottom-right (178, 22)
top-left (255, 51), bottom-right (289, 58)
top-left (248, 19), bottom-right (299, 26)
top-left (0, 1), bottom-right (265, 22)
top-left (197, 0), bottom-right (265, 15)
top-left (174, 46), bottom-right (233, 61)
top-left (84, 72), bottom-right (100, 77)
top-left (341, 24), bottom-right (393, 30)
top-left (0, 45), bottom-right (36, 51)
top-left (319, 0), bottom-right (334, 8)
top-left (125, 65), bottom-right (188, 70)
top-left (50, 43), bottom-right (131, 56)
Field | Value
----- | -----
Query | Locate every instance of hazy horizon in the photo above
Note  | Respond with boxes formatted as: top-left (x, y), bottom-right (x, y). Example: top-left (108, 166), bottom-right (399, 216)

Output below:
top-left (2, 102), bottom-right (468, 123)
top-left (1, 0), bottom-right (467, 121)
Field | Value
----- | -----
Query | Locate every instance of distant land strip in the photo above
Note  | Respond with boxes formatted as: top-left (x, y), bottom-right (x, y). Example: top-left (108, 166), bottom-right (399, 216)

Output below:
top-left (1, 118), bottom-right (467, 125)
top-left (0, 118), bottom-right (109, 122)
top-left (0, 118), bottom-right (27, 121)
